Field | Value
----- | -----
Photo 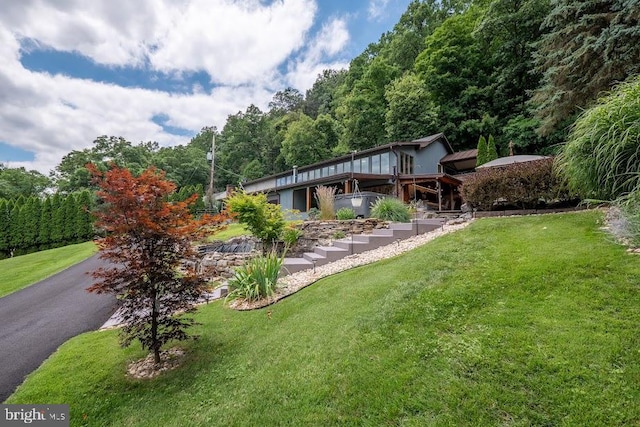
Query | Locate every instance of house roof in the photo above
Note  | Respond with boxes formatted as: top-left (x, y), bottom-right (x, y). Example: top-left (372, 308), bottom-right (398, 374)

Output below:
top-left (476, 155), bottom-right (549, 169)
top-left (292, 133), bottom-right (453, 174)
top-left (239, 133), bottom-right (454, 187)
top-left (441, 149), bottom-right (478, 163)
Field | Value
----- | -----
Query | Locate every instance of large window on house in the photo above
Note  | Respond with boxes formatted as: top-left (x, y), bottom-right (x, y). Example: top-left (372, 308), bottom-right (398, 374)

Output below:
top-left (380, 152), bottom-right (390, 174)
top-left (371, 154), bottom-right (381, 174)
top-left (353, 159), bottom-right (361, 173)
top-left (360, 157), bottom-right (370, 173)
top-left (400, 153), bottom-right (414, 174)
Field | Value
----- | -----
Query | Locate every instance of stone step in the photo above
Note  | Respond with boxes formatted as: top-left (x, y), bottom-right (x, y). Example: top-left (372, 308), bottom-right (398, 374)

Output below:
top-left (302, 251), bottom-right (326, 263)
top-left (281, 257), bottom-right (314, 275)
top-left (333, 238), bottom-right (370, 254)
top-left (279, 218), bottom-right (449, 276)
top-left (314, 246), bottom-right (349, 262)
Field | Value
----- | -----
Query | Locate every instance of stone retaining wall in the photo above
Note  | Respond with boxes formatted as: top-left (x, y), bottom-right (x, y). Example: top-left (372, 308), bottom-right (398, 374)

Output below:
top-left (199, 251), bottom-right (260, 281)
top-left (296, 218), bottom-right (389, 239)
top-left (198, 219), bottom-right (391, 280)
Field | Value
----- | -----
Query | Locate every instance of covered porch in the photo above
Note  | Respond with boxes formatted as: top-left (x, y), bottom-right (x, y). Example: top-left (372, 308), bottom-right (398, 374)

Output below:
top-left (397, 174), bottom-right (462, 211)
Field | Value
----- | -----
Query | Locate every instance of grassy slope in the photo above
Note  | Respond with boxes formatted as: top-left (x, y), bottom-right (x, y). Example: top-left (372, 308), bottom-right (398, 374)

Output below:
top-left (7, 212), bottom-right (640, 426)
top-left (0, 242), bottom-right (97, 298)
top-left (207, 223), bottom-right (249, 242)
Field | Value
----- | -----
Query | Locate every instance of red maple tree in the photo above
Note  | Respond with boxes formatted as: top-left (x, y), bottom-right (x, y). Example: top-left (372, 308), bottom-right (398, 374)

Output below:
top-left (87, 163), bottom-right (226, 364)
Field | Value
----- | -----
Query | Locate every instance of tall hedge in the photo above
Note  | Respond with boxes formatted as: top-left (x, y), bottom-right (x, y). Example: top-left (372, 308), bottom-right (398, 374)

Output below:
top-left (0, 192), bottom-right (96, 258)
top-left (461, 158), bottom-right (571, 210)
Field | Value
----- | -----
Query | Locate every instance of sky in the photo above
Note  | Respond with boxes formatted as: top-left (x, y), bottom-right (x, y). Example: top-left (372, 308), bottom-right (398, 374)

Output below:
top-left (0, 0), bottom-right (412, 175)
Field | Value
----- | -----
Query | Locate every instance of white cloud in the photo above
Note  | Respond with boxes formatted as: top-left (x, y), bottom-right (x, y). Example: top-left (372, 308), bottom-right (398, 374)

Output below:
top-left (3, 0), bottom-right (318, 85)
top-left (368, 0), bottom-right (391, 21)
top-left (0, 0), bottom-right (358, 174)
top-left (286, 18), bottom-right (350, 90)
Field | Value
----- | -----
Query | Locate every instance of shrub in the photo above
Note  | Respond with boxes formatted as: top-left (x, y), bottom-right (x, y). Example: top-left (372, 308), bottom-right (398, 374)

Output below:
top-left (332, 230), bottom-right (346, 239)
top-left (336, 207), bottom-right (356, 220)
top-left (227, 251), bottom-right (283, 302)
top-left (315, 186), bottom-right (336, 220)
top-left (225, 190), bottom-right (285, 248)
top-left (370, 197), bottom-right (411, 222)
top-left (556, 75), bottom-right (640, 200)
top-left (282, 226), bottom-right (303, 247)
top-left (307, 207), bottom-right (320, 220)
top-left (461, 158), bottom-right (571, 210)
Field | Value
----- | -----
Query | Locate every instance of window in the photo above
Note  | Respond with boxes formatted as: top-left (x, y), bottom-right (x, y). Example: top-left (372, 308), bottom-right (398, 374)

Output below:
top-left (343, 161), bottom-right (351, 173)
top-left (400, 153), bottom-right (414, 174)
top-left (380, 152), bottom-right (390, 174)
top-left (371, 155), bottom-right (380, 174)
top-left (353, 159), bottom-right (361, 173)
top-left (336, 163), bottom-right (343, 174)
top-left (360, 157), bottom-right (370, 173)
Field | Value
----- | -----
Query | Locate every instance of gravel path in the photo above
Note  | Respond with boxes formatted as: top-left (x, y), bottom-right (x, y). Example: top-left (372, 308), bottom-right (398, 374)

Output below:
top-left (229, 219), bottom-right (473, 310)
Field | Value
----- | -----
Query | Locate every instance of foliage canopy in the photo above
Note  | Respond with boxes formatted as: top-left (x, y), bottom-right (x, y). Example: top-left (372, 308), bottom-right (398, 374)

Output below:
top-left (88, 164), bottom-right (227, 364)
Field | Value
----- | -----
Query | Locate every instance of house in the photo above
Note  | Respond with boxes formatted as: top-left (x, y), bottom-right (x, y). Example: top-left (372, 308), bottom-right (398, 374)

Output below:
top-left (217, 134), bottom-right (477, 213)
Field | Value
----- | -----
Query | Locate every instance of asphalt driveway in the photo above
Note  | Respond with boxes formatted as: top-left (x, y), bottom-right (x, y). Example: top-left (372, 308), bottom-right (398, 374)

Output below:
top-left (0, 254), bottom-right (116, 402)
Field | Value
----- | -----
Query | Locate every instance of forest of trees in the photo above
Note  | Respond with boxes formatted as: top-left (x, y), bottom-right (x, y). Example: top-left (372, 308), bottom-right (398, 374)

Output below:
top-left (1, 0), bottom-right (639, 255)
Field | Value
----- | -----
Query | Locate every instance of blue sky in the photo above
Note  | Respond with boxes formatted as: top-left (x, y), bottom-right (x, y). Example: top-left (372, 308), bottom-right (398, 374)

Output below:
top-left (0, 0), bottom-right (412, 174)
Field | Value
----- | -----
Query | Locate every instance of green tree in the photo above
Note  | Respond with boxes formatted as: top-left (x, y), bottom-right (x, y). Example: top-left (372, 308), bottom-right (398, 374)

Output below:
top-left (0, 199), bottom-right (11, 257)
top-left (476, 135), bottom-right (488, 166)
top-left (63, 193), bottom-right (79, 244)
top-left (225, 190), bottom-right (285, 252)
top-left (384, 73), bottom-right (439, 141)
top-left (9, 203), bottom-right (23, 254)
top-left (191, 184), bottom-right (206, 214)
top-left (50, 194), bottom-right (65, 247)
top-left (414, 6), bottom-right (495, 148)
top-left (153, 145), bottom-right (209, 189)
top-left (303, 69), bottom-right (347, 119)
top-left (487, 135), bottom-right (499, 162)
top-left (268, 87), bottom-right (304, 116)
top-left (38, 196), bottom-right (53, 249)
top-left (0, 165), bottom-right (51, 199)
top-left (281, 114), bottom-right (336, 167)
top-left (22, 196), bottom-right (42, 252)
top-left (380, 0), bottom-right (473, 72)
top-left (475, 0), bottom-right (550, 119)
top-left (54, 136), bottom-right (157, 192)
top-left (336, 56), bottom-right (399, 150)
top-left (75, 190), bottom-right (94, 242)
top-left (532, 0), bottom-right (640, 136)
top-left (216, 105), bottom-right (277, 188)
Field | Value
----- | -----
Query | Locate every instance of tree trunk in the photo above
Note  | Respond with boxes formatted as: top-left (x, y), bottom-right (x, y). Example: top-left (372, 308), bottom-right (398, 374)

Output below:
top-left (151, 291), bottom-right (161, 365)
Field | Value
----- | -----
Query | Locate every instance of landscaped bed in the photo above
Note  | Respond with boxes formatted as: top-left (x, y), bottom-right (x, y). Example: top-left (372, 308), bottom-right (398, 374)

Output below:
top-left (6, 211), bottom-right (640, 426)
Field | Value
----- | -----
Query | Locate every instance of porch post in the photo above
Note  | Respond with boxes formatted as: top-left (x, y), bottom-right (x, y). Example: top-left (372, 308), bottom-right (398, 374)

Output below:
top-left (449, 185), bottom-right (454, 210)
top-left (306, 187), bottom-right (312, 211)
top-left (437, 180), bottom-right (442, 211)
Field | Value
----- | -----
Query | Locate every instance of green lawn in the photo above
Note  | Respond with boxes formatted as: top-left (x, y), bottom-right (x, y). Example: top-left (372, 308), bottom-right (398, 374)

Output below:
top-left (0, 242), bottom-right (97, 298)
top-left (6, 212), bottom-right (640, 426)
top-left (207, 222), bottom-right (249, 241)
